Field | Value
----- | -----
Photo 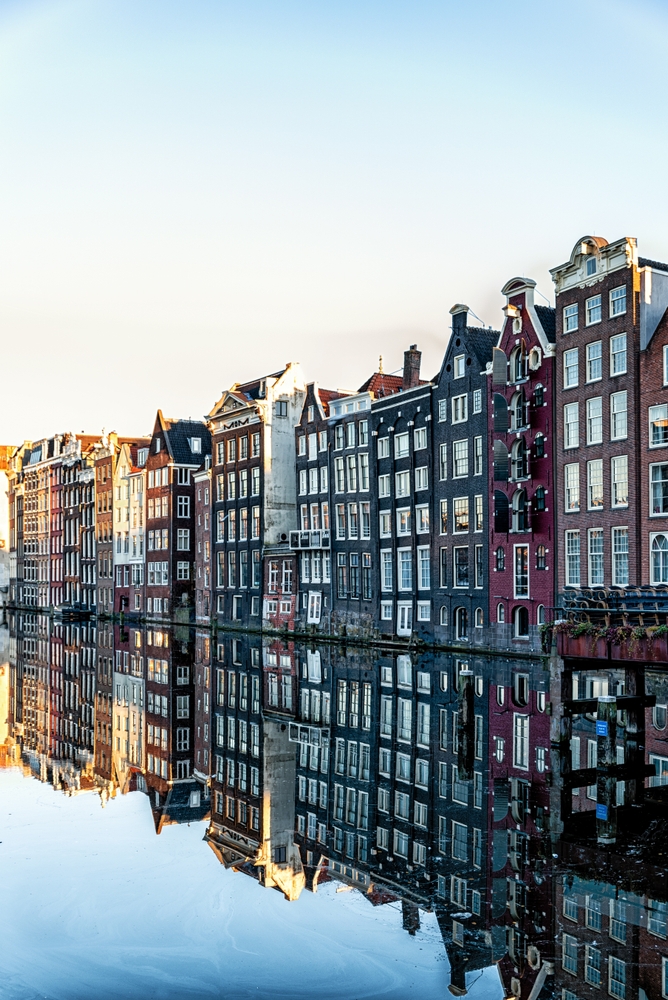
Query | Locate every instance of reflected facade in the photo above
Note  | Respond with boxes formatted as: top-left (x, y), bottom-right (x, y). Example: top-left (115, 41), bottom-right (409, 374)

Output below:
top-left (4, 611), bottom-right (668, 998)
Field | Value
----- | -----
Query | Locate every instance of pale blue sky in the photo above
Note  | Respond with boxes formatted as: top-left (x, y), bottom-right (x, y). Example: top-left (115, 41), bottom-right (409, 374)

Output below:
top-left (2, 0), bottom-right (668, 441)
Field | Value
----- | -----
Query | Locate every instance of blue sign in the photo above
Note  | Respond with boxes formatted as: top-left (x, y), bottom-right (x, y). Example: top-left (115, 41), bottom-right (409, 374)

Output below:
top-left (596, 804), bottom-right (608, 820)
top-left (596, 720), bottom-right (608, 736)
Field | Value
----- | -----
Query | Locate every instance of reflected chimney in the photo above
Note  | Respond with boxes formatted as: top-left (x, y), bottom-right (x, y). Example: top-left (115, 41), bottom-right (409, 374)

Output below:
top-left (402, 344), bottom-right (421, 390)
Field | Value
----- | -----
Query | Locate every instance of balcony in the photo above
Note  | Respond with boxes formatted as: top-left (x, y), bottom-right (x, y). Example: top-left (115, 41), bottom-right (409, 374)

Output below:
top-left (289, 531), bottom-right (330, 550)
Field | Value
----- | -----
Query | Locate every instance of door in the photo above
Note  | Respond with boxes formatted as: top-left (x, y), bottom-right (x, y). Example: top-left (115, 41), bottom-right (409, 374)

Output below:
top-left (397, 602), bottom-right (413, 637)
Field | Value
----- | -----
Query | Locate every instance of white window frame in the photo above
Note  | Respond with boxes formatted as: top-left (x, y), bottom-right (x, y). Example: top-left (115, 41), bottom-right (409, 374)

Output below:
top-left (452, 394), bottom-right (468, 424)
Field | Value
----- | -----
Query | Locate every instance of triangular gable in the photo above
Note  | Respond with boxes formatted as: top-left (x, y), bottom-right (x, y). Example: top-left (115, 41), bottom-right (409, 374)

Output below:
top-left (207, 389), bottom-right (254, 421)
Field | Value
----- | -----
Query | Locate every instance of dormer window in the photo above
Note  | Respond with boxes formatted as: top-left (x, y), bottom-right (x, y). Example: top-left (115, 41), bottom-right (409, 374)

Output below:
top-left (190, 437), bottom-right (202, 454)
top-left (586, 256), bottom-right (597, 276)
top-left (137, 448), bottom-right (148, 467)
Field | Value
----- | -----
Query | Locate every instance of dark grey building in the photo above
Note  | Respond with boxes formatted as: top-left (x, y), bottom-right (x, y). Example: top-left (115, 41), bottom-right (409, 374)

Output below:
top-left (432, 306), bottom-right (498, 643)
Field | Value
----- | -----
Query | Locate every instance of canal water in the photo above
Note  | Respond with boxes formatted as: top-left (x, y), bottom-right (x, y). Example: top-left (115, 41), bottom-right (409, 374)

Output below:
top-left (1, 615), bottom-right (666, 999)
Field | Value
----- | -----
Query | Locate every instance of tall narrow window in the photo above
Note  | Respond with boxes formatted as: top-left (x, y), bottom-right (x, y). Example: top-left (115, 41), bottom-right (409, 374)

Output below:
top-left (587, 460), bottom-right (603, 509)
top-left (564, 403), bottom-right (579, 449)
top-left (611, 455), bottom-right (628, 507)
top-left (563, 348), bottom-right (579, 388)
top-left (586, 341), bottom-right (602, 382)
top-left (566, 530), bottom-right (580, 586)
top-left (587, 397), bottom-right (603, 445)
top-left (612, 527), bottom-right (629, 586)
top-left (514, 546), bottom-right (528, 598)
top-left (610, 333), bottom-right (627, 375)
top-left (588, 528), bottom-right (604, 586)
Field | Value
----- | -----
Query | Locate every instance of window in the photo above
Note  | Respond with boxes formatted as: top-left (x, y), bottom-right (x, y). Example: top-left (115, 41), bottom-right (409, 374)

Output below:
top-left (396, 508), bottom-right (410, 535)
top-left (177, 528), bottom-right (190, 550)
top-left (451, 821), bottom-right (467, 861)
top-left (416, 505), bottom-right (429, 533)
top-left (177, 496), bottom-right (190, 518)
top-left (609, 957), bottom-right (626, 1000)
top-left (564, 403), bottom-right (579, 449)
top-left (652, 533), bottom-right (668, 584)
top-left (586, 294), bottom-right (601, 325)
top-left (275, 400), bottom-right (288, 417)
top-left (398, 549), bottom-right (412, 590)
top-left (378, 474), bottom-right (390, 498)
top-left (566, 530), bottom-right (580, 586)
top-left (474, 436), bottom-right (482, 475)
top-left (650, 403), bottom-right (668, 447)
top-left (562, 933), bottom-right (578, 975)
top-left (453, 353), bottom-right (465, 378)
top-left (176, 695), bottom-right (190, 719)
top-left (453, 440), bottom-right (468, 477)
top-left (588, 528), bottom-right (604, 586)
top-left (536, 544), bottom-right (546, 570)
top-left (611, 455), bottom-right (628, 507)
top-left (413, 427), bottom-right (427, 451)
top-left (585, 340), bottom-right (602, 382)
top-left (453, 497), bottom-right (469, 532)
top-left (608, 390), bottom-right (628, 441)
top-left (586, 397), bottom-right (602, 445)
top-left (586, 255), bottom-right (597, 276)
top-left (610, 333), bottom-right (627, 375)
top-left (585, 945), bottom-right (601, 987)
top-left (495, 547), bottom-right (505, 571)
top-left (610, 285), bottom-right (626, 316)
top-left (454, 547), bottom-right (468, 588)
top-left (452, 394), bottom-right (467, 423)
top-left (414, 467), bottom-right (428, 491)
top-left (564, 462), bottom-right (580, 511)
top-left (612, 527), bottom-right (629, 586)
top-left (563, 303), bottom-right (578, 333)
top-left (649, 898), bottom-right (668, 938)
top-left (514, 545), bottom-right (528, 597)
top-left (177, 561), bottom-right (190, 580)
top-left (563, 348), bottom-right (578, 388)
top-left (417, 547), bottom-right (430, 590)
top-left (394, 433), bottom-right (409, 458)
top-left (513, 714), bottom-right (529, 769)
top-left (587, 459), bottom-right (603, 509)
top-left (474, 494), bottom-right (483, 531)
top-left (648, 472), bottom-right (668, 531)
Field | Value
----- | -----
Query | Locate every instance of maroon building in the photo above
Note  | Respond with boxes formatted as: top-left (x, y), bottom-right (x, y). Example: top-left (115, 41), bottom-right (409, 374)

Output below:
top-left (193, 467), bottom-right (212, 624)
top-left (490, 278), bottom-right (556, 642)
top-left (144, 411), bottom-right (210, 622)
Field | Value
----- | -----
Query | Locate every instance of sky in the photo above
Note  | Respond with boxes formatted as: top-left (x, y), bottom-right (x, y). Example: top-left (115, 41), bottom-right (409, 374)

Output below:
top-left (2, 0), bottom-right (668, 443)
top-left (1, 768), bottom-right (502, 999)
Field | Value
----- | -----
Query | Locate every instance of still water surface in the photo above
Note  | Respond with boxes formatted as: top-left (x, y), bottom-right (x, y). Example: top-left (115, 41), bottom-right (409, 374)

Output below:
top-left (2, 616), bottom-right (667, 999)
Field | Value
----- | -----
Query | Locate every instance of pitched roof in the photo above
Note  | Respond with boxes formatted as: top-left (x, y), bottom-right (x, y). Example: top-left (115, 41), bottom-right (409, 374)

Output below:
top-left (357, 372), bottom-right (404, 398)
top-left (535, 305), bottom-right (556, 343)
top-left (317, 388), bottom-right (349, 415)
top-left (159, 414), bottom-right (211, 463)
top-left (639, 257), bottom-right (668, 273)
top-left (466, 325), bottom-right (499, 366)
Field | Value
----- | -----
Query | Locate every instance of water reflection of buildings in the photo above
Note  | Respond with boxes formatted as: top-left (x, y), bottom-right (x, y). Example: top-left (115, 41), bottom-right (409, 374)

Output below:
top-left (6, 618), bottom-right (668, 997)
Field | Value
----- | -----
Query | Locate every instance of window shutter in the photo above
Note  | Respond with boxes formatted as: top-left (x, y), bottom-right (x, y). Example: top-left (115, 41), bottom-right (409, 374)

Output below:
top-left (492, 347), bottom-right (507, 385)
top-left (493, 393), bottom-right (508, 433)
top-left (493, 441), bottom-right (509, 483)
top-left (494, 490), bottom-right (509, 533)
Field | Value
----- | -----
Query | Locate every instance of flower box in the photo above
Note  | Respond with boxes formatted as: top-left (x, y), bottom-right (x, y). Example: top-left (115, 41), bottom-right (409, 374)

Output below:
top-left (556, 633), bottom-right (608, 659)
top-left (610, 636), bottom-right (668, 663)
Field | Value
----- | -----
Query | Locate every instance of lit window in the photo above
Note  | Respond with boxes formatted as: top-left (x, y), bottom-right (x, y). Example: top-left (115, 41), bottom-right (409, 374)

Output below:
top-left (650, 404), bottom-right (668, 447)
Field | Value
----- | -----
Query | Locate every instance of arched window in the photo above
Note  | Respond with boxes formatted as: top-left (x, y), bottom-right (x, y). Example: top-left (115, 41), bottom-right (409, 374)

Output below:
top-left (494, 492), bottom-right (509, 534)
top-left (536, 691), bottom-right (546, 711)
top-left (535, 486), bottom-right (546, 511)
top-left (509, 390), bottom-right (527, 431)
top-left (512, 490), bottom-right (527, 532)
top-left (497, 685), bottom-right (505, 706)
top-left (534, 434), bottom-right (545, 459)
top-left (653, 705), bottom-right (667, 730)
top-left (536, 544), bottom-right (546, 570)
top-left (495, 546), bottom-right (506, 571)
top-left (537, 604), bottom-right (545, 624)
top-left (454, 607), bottom-right (468, 640)
top-left (652, 534), bottom-right (668, 584)
top-left (440, 606), bottom-right (448, 626)
top-left (497, 602), bottom-right (505, 623)
top-left (493, 393), bottom-right (509, 433)
top-left (514, 606), bottom-right (529, 638)
top-left (474, 607), bottom-right (483, 628)
top-left (511, 438), bottom-right (528, 480)
top-left (510, 345), bottom-right (527, 383)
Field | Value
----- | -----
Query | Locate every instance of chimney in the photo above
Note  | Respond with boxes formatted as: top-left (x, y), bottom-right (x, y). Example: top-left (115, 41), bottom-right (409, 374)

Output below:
top-left (402, 344), bottom-right (421, 390)
top-left (449, 303), bottom-right (469, 337)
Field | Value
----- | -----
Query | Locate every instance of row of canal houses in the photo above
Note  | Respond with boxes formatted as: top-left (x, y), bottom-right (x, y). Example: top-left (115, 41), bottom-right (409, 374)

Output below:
top-left (5, 615), bottom-right (668, 998)
top-left (7, 233), bottom-right (668, 648)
